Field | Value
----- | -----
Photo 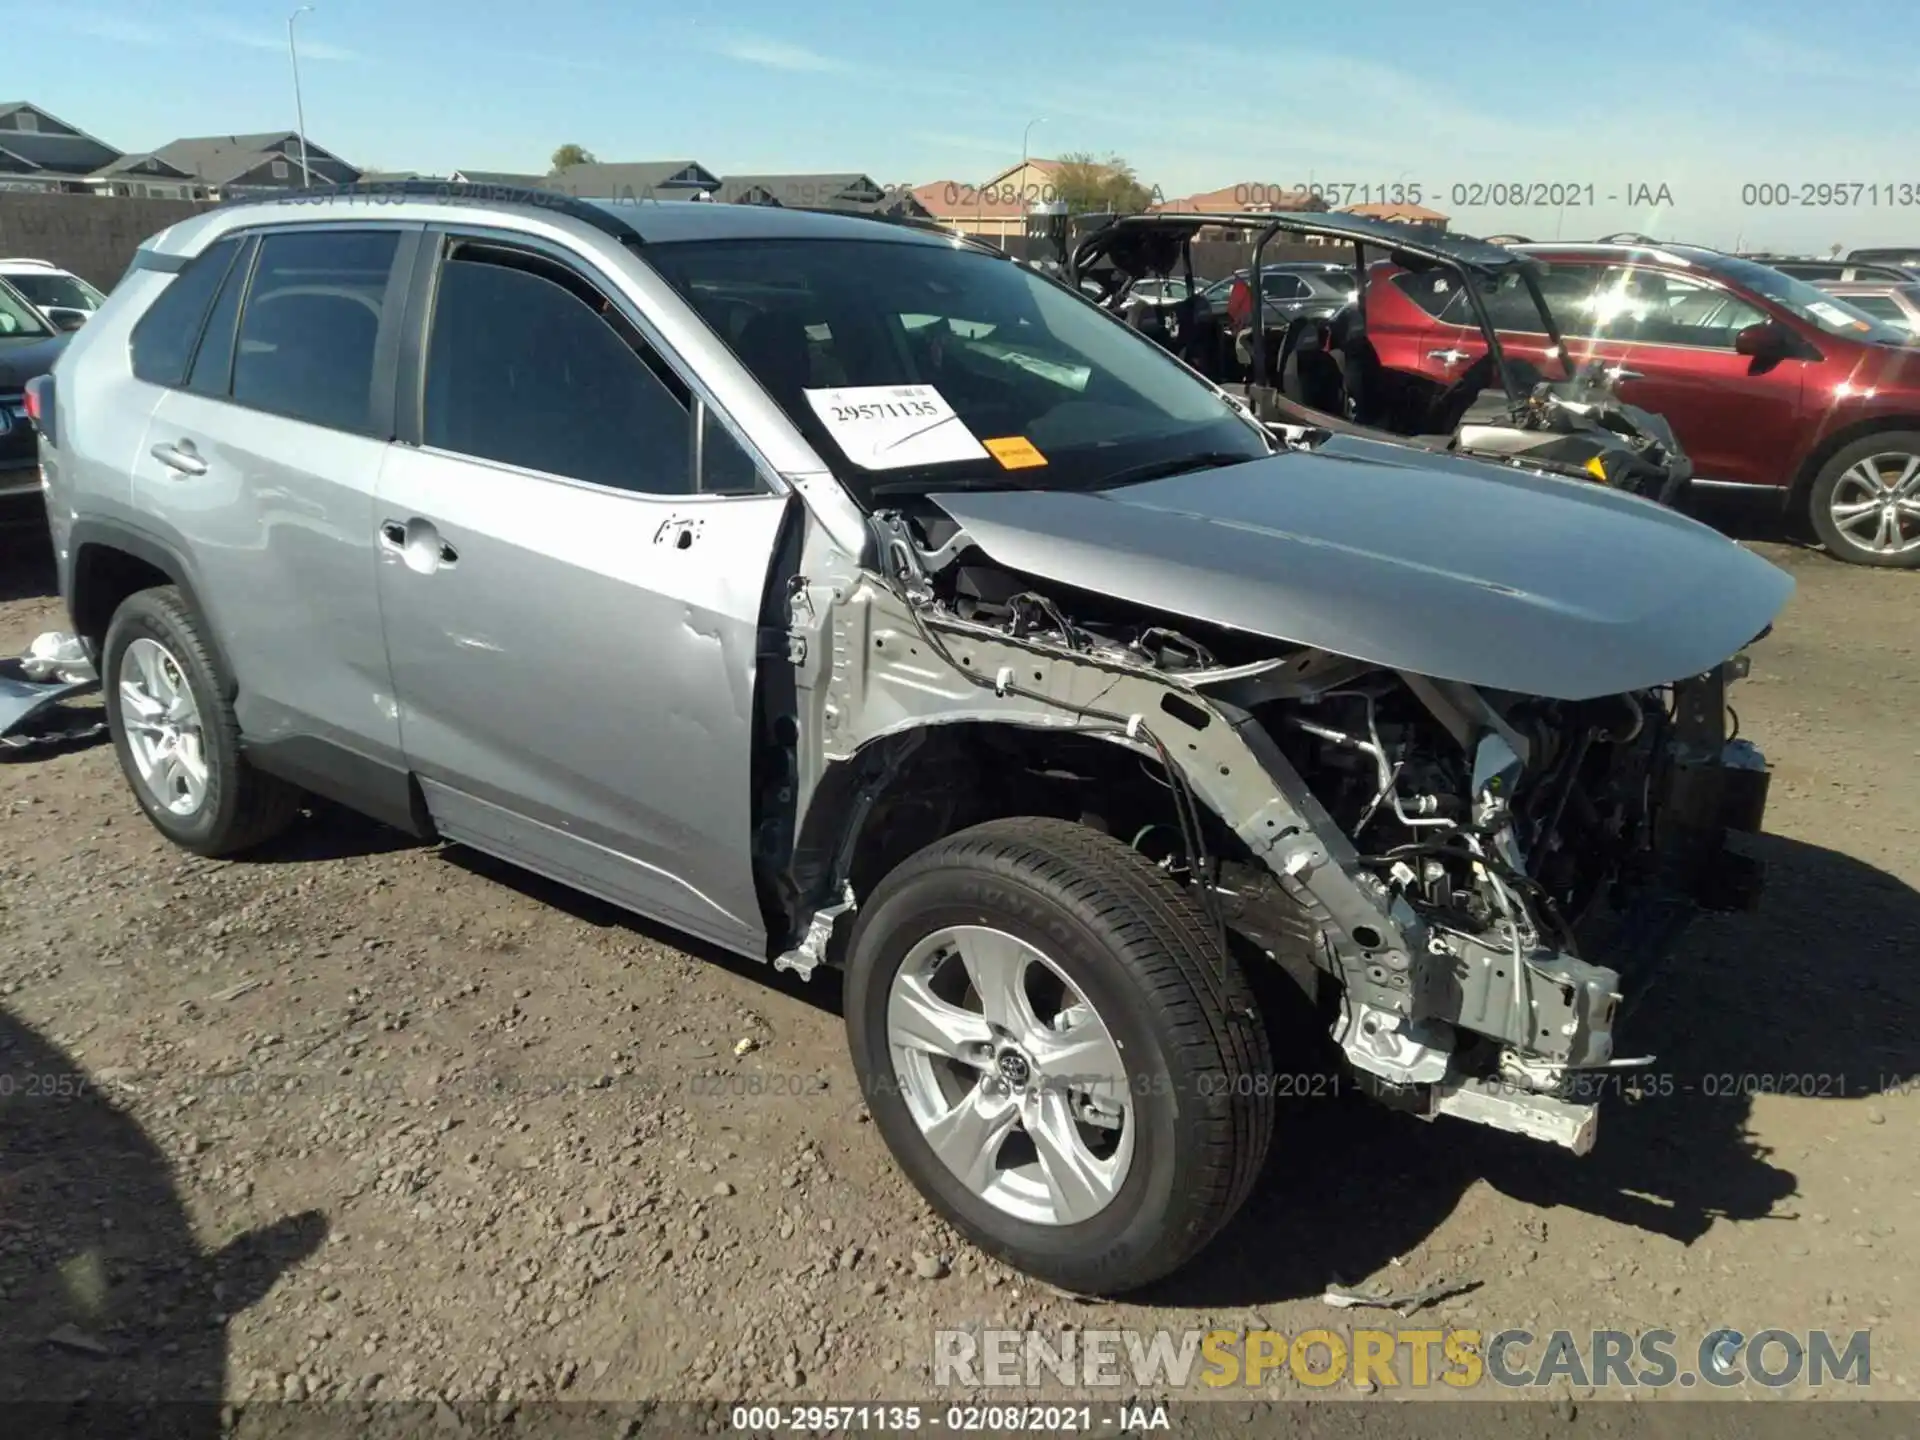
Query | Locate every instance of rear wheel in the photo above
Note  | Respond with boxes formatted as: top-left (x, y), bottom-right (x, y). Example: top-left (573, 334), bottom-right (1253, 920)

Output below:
top-left (103, 586), bottom-right (302, 856)
top-left (1809, 432), bottom-right (1920, 567)
top-left (844, 816), bottom-right (1273, 1296)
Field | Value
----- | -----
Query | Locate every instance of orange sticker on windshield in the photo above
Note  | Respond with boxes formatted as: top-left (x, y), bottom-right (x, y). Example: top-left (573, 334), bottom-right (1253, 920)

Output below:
top-left (984, 436), bottom-right (1048, 469)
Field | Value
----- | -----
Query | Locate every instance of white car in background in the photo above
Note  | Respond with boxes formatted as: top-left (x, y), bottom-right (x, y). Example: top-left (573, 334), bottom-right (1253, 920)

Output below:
top-left (0, 258), bottom-right (106, 331)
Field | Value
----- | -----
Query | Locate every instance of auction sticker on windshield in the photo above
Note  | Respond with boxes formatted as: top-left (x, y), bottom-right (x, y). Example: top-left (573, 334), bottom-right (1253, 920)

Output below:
top-left (984, 436), bottom-right (1048, 470)
top-left (804, 385), bottom-right (989, 470)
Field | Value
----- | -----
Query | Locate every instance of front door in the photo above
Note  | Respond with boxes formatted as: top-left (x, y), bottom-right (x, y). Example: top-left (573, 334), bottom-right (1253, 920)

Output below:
top-left (1553, 266), bottom-right (1809, 487)
top-left (374, 230), bottom-right (791, 955)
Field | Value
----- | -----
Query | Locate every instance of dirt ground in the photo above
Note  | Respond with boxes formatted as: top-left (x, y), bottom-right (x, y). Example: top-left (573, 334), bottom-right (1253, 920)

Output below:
top-left (1, 512), bottom-right (1915, 1421)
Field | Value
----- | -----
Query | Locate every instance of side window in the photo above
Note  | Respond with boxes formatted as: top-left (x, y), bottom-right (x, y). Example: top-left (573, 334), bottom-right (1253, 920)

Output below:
top-left (1261, 274), bottom-right (1307, 300)
top-left (422, 240), bottom-right (696, 494)
top-left (232, 229), bottom-right (400, 433)
top-left (186, 237), bottom-right (256, 397)
top-left (1590, 269), bottom-right (1766, 348)
top-left (1525, 267), bottom-right (1611, 338)
top-left (1841, 294), bottom-right (1913, 331)
top-left (1389, 268), bottom-right (1457, 319)
top-left (129, 237), bottom-right (242, 386)
top-left (697, 404), bottom-right (762, 495)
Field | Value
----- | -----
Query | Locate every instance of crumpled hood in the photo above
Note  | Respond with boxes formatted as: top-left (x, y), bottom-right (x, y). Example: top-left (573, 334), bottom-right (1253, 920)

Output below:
top-left (0, 333), bottom-right (70, 391)
top-left (930, 437), bottom-right (1794, 701)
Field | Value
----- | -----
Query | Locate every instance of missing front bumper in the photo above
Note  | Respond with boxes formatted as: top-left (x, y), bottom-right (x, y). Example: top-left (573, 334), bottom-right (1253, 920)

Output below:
top-left (1430, 1076), bottom-right (1599, 1155)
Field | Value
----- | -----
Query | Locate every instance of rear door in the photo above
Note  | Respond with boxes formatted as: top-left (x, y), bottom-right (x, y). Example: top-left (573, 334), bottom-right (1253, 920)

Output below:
top-left (1389, 260), bottom-right (1603, 385)
top-left (1566, 266), bottom-right (1809, 487)
top-left (129, 223), bottom-right (417, 791)
top-left (374, 227), bottom-right (790, 955)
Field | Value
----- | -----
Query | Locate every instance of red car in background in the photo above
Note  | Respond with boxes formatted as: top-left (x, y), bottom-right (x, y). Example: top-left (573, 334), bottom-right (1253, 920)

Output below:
top-left (1367, 242), bottom-right (1920, 566)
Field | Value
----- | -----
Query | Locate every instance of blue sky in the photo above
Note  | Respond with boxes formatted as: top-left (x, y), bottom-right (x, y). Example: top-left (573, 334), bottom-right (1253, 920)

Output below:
top-left (12, 0), bottom-right (1919, 250)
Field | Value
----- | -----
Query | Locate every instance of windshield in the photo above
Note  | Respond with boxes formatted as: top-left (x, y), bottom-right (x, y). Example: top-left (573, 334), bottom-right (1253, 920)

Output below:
top-left (1707, 255), bottom-right (1911, 343)
top-left (6, 270), bottom-right (104, 313)
top-left (0, 280), bottom-right (54, 340)
top-left (642, 237), bottom-right (1269, 501)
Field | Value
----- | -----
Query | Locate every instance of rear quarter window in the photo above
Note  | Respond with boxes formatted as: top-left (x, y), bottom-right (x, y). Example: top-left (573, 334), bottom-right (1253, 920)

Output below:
top-left (129, 237), bottom-right (243, 386)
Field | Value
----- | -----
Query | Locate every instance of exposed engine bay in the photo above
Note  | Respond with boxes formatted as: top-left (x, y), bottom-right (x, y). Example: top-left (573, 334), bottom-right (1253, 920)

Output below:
top-left (781, 498), bottom-right (1776, 1156)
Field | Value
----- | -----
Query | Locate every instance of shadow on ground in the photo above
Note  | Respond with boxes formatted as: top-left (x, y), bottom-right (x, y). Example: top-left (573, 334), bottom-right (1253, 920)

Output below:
top-left (437, 814), bottom-right (1918, 1310)
top-left (439, 844), bottom-right (846, 1018)
top-left (0, 1006), bottom-right (327, 1436)
top-left (1150, 832), bottom-right (1920, 1307)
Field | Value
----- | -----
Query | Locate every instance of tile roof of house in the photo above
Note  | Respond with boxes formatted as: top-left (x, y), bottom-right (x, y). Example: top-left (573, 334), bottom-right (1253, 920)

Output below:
top-left (716, 172), bottom-right (873, 205)
top-left (84, 152), bottom-right (195, 180)
top-left (0, 104), bottom-right (121, 176)
top-left (1343, 201), bottom-right (1449, 222)
top-left (1153, 184), bottom-right (1328, 215)
top-left (151, 133), bottom-right (315, 186)
top-left (449, 170), bottom-right (551, 188)
top-left (543, 161), bottom-right (721, 199)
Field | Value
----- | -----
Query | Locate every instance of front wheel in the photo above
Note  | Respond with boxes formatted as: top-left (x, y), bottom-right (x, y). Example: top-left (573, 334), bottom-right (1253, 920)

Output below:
top-left (844, 817), bottom-right (1273, 1296)
top-left (1809, 432), bottom-right (1920, 567)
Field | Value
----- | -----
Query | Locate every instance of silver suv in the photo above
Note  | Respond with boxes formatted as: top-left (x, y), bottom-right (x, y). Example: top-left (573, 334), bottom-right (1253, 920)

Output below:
top-left (37, 184), bottom-right (1792, 1295)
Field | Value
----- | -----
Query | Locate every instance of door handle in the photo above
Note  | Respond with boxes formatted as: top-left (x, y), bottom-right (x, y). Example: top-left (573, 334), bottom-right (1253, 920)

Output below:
top-left (380, 517), bottom-right (459, 573)
top-left (1605, 366), bottom-right (1644, 382)
top-left (1427, 348), bottom-right (1472, 365)
top-left (151, 440), bottom-right (207, 476)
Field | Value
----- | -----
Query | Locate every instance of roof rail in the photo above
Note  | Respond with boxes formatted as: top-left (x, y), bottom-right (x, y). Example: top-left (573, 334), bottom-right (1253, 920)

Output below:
top-left (214, 179), bottom-right (651, 246)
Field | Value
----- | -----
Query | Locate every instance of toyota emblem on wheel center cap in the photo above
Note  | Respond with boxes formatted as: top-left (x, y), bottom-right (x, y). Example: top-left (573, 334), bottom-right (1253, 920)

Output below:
top-left (996, 1050), bottom-right (1032, 1087)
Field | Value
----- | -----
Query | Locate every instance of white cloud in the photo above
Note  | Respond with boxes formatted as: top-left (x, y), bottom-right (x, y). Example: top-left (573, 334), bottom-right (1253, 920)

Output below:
top-left (66, 13), bottom-right (167, 46)
top-left (198, 19), bottom-right (360, 62)
top-left (712, 35), bottom-right (848, 73)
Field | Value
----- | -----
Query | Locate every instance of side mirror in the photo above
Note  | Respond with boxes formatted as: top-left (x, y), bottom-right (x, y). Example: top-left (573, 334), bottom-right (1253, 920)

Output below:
top-left (46, 307), bottom-right (89, 333)
top-left (1734, 321), bottom-right (1788, 359)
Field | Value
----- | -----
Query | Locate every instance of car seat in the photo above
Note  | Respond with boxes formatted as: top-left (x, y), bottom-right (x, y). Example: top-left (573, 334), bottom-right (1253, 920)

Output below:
top-left (1281, 321), bottom-right (1347, 416)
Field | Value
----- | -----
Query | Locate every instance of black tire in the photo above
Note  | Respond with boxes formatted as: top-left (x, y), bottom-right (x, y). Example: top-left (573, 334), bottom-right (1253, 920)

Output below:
top-left (1808, 431), bottom-right (1920, 568)
top-left (844, 816), bottom-right (1273, 1296)
top-left (102, 585), bottom-right (302, 856)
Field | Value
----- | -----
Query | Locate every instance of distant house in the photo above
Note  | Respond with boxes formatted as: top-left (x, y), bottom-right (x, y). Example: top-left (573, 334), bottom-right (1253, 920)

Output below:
top-left (447, 169), bottom-right (551, 188)
top-left (80, 152), bottom-right (201, 199)
top-left (0, 102), bottom-right (122, 193)
top-left (914, 159), bottom-right (1085, 241)
top-left (146, 131), bottom-right (361, 197)
top-left (1152, 182), bottom-right (1330, 242)
top-left (1341, 201), bottom-right (1450, 234)
top-left (543, 160), bottom-right (722, 203)
top-left (715, 173), bottom-right (930, 219)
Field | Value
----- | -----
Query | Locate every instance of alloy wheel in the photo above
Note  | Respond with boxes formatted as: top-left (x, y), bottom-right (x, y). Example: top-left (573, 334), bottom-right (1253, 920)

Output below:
top-left (887, 925), bottom-right (1135, 1226)
top-left (117, 636), bottom-right (210, 816)
top-left (1829, 451), bottom-right (1920, 556)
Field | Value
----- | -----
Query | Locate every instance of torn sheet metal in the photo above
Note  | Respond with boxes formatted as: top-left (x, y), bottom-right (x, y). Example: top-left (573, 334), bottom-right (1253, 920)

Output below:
top-left (1, 631), bottom-right (105, 753)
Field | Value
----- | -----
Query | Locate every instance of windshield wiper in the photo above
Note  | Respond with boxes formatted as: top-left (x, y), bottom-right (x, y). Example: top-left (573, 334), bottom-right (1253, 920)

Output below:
top-left (867, 472), bottom-right (1054, 498)
top-left (1097, 450), bottom-right (1267, 490)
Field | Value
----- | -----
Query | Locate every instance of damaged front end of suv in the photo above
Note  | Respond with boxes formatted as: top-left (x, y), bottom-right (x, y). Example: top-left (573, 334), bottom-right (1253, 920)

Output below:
top-left (774, 438), bottom-right (1791, 1159)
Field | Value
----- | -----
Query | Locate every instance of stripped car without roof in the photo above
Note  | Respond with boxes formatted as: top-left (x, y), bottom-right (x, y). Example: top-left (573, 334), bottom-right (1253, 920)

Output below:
top-left (1068, 209), bottom-right (1694, 504)
top-left (38, 182), bottom-right (1791, 1295)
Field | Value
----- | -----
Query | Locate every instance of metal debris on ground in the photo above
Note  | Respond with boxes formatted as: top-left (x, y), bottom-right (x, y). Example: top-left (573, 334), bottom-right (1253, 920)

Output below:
top-left (1, 630), bottom-right (105, 754)
top-left (1321, 1275), bottom-right (1480, 1315)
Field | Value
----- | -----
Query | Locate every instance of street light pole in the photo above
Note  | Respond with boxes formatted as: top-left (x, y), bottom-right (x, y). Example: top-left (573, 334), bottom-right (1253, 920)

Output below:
top-left (1021, 117), bottom-right (1046, 174)
top-left (288, 5), bottom-right (315, 187)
